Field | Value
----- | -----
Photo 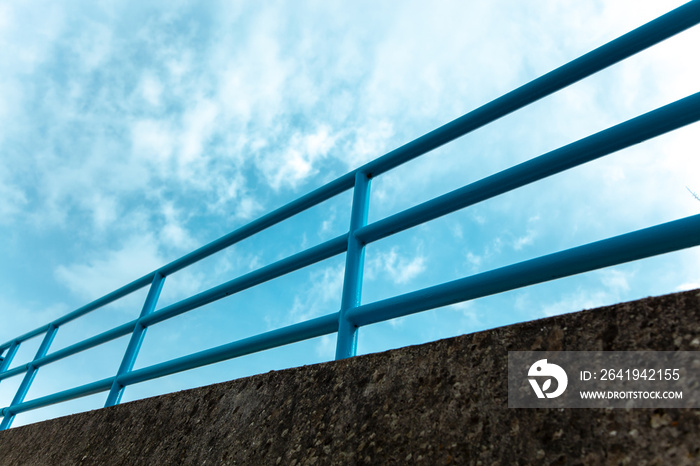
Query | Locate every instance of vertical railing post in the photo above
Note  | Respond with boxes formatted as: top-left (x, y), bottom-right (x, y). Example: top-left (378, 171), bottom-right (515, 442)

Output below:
top-left (0, 325), bottom-right (59, 430)
top-left (0, 341), bottom-right (19, 426)
top-left (104, 272), bottom-right (165, 407)
top-left (0, 340), bottom-right (21, 377)
top-left (336, 171), bottom-right (371, 360)
top-left (0, 341), bottom-right (21, 424)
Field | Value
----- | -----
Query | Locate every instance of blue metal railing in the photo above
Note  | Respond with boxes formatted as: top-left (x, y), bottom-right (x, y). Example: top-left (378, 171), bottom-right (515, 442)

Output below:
top-left (2, 1), bottom-right (700, 429)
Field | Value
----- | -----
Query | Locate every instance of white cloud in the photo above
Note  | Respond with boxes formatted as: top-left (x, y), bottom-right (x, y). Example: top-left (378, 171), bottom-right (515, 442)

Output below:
top-left (319, 207), bottom-right (341, 236)
top-left (0, 298), bottom-right (69, 344)
top-left (258, 126), bottom-right (338, 191)
top-left (54, 234), bottom-right (165, 302)
top-left (315, 334), bottom-right (336, 359)
top-left (512, 215), bottom-right (540, 251)
top-left (73, 19), bottom-right (113, 71)
top-left (466, 252), bottom-right (483, 270)
top-left (54, 231), bottom-right (205, 311)
top-left (270, 264), bottom-right (345, 329)
top-left (139, 73), bottom-right (164, 107)
top-left (214, 10), bottom-right (290, 126)
top-left (540, 289), bottom-right (615, 318)
top-left (131, 119), bottom-right (176, 164)
top-left (346, 120), bottom-right (394, 170)
top-left (0, 2), bottom-right (66, 73)
top-left (231, 196), bottom-right (262, 221)
top-left (513, 232), bottom-right (535, 251)
top-left (600, 269), bottom-right (631, 294)
top-left (86, 194), bottom-right (119, 231)
top-left (368, 247), bottom-right (427, 285)
top-left (0, 4), bottom-right (12, 32)
top-left (674, 249), bottom-right (700, 292)
top-left (160, 202), bottom-right (197, 251)
top-left (0, 166), bottom-right (28, 222)
top-left (538, 268), bottom-right (635, 318)
top-left (448, 301), bottom-right (482, 329)
top-left (178, 97), bottom-right (219, 169)
top-left (260, 148), bottom-right (314, 191)
top-left (676, 281), bottom-right (700, 292)
top-left (387, 316), bottom-right (407, 329)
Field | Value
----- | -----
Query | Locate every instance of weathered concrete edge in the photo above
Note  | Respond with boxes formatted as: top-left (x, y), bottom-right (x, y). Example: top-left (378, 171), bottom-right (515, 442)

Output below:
top-left (1, 289), bottom-right (699, 465)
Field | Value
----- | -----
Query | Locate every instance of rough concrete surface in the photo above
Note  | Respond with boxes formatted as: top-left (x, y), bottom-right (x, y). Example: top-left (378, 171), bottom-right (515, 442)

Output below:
top-left (1, 289), bottom-right (699, 465)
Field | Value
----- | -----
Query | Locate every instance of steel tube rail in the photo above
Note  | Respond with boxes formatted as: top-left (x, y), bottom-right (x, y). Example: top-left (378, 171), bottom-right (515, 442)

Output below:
top-left (159, 174), bottom-right (356, 278)
top-left (141, 234), bottom-right (348, 328)
top-left (0, 220), bottom-right (347, 386)
top-left (0, 313), bottom-right (338, 418)
top-left (3, 0), bottom-right (696, 355)
top-left (52, 274), bottom-right (155, 328)
top-left (0, 341), bottom-right (22, 391)
top-left (0, 365), bottom-right (30, 382)
top-left (0, 325), bottom-right (50, 352)
top-left (0, 321), bottom-right (138, 383)
top-left (357, 0), bottom-right (700, 179)
top-left (336, 172), bottom-right (371, 359)
top-left (348, 214), bottom-right (700, 326)
top-left (0, 324), bottom-right (59, 429)
top-left (0, 274), bottom-right (153, 352)
top-left (3, 2), bottom-right (700, 429)
top-left (119, 312), bottom-right (339, 387)
top-left (3, 377), bottom-right (114, 417)
top-left (356, 92), bottom-right (700, 245)
top-left (106, 273), bottom-right (166, 407)
top-left (0, 341), bottom-right (20, 373)
top-left (33, 321), bottom-right (138, 370)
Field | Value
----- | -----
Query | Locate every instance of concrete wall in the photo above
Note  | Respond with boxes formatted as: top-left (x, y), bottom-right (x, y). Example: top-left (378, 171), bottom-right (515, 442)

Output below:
top-left (1, 289), bottom-right (699, 465)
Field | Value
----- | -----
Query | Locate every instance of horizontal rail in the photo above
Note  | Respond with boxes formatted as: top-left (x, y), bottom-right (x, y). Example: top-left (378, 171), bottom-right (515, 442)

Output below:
top-left (159, 175), bottom-right (356, 277)
top-left (2, 1), bottom-right (700, 428)
top-left (0, 342), bottom-right (19, 372)
top-left (0, 186), bottom-right (353, 353)
top-left (0, 314), bottom-right (339, 419)
top-left (357, 0), bottom-right (700, 179)
top-left (35, 321), bottom-right (138, 370)
top-left (2, 377), bottom-right (114, 417)
top-left (52, 274), bottom-right (155, 328)
top-left (356, 92), bottom-right (700, 244)
top-left (142, 234), bottom-right (348, 327)
top-left (3, 1), bottom-right (697, 353)
top-left (0, 365), bottom-right (29, 381)
top-left (348, 214), bottom-right (700, 326)
top-left (0, 326), bottom-right (50, 353)
top-left (0, 275), bottom-right (152, 351)
top-left (119, 312), bottom-right (339, 386)
top-left (0, 322), bottom-right (137, 383)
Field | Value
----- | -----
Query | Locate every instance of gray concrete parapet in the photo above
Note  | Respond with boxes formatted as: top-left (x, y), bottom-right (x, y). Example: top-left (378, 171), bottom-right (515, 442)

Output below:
top-left (1, 289), bottom-right (699, 464)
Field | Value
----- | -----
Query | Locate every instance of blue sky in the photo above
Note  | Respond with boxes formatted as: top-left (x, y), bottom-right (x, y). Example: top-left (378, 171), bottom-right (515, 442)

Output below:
top-left (1, 0), bottom-right (699, 426)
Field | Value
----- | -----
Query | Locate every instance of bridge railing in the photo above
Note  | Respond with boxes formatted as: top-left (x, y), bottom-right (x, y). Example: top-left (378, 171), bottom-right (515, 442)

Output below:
top-left (2, 0), bottom-right (700, 430)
